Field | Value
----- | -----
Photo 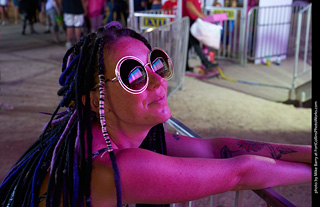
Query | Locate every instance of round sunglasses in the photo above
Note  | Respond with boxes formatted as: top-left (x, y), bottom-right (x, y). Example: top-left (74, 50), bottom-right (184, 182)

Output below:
top-left (93, 48), bottom-right (173, 94)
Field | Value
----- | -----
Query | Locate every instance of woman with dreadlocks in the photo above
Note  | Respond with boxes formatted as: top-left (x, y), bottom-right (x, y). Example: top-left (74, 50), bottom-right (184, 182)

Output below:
top-left (0, 22), bottom-right (311, 207)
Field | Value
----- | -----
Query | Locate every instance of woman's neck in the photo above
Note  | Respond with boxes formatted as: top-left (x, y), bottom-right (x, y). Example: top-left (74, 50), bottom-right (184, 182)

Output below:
top-left (91, 121), bottom-right (151, 152)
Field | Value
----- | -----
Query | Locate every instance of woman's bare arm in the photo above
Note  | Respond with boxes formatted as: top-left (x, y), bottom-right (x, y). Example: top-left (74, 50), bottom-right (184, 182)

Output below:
top-left (90, 148), bottom-right (311, 206)
top-left (165, 133), bottom-right (311, 163)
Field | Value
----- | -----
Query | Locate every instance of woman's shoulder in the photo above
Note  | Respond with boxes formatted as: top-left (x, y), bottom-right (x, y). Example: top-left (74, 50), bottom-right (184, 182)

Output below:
top-left (90, 148), bottom-right (160, 206)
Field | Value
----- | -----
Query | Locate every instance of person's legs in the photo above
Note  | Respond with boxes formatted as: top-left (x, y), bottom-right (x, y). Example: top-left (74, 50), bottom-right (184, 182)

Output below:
top-left (74, 27), bottom-right (82, 42)
top-left (89, 15), bottom-right (102, 33)
top-left (190, 32), bottom-right (218, 70)
top-left (186, 19), bottom-right (197, 71)
top-left (64, 13), bottom-right (76, 47)
top-left (121, 2), bottom-right (128, 25)
top-left (28, 13), bottom-right (36, 34)
top-left (190, 34), bottom-right (217, 68)
top-left (44, 11), bottom-right (51, 33)
top-left (13, 0), bottom-right (19, 23)
top-left (0, 6), bottom-right (3, 23)
top-left (66, 27), bottom-right (74, 44)
top-left (4, 5), bottom-right (8, 21)
top-left (186, 19), bottom-right (218, 71)
top-left (106, 1), bottom-right (113, 23)
top-left (21, 12), bottom-right (27, 35)
top-left (48, 8), bottom-right (60, 42)
top-left (114, 3), bottom-right (121, 22)
top-left (74, 14), bottom-right (84, 42)
top-left (97, 14), bottom-right (103, 29)
top-left (2, 5), bottom-right (9, 24)
top-left (0, 6), bottom-right (8, 25)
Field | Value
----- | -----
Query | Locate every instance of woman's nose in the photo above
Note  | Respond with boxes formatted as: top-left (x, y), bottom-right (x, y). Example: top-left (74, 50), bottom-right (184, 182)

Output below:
top-left (146, 66), bottom-right (165, 91)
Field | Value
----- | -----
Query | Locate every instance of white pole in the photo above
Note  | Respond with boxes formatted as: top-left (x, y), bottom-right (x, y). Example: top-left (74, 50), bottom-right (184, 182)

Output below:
top-left (177, 0), bottom-right (182, 19)
top-left (128, 0), bottom-right (134, 20)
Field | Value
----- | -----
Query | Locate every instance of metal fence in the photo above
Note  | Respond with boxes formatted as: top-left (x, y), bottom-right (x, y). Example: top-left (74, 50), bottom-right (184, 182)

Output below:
top-left (136, 17), bottom-right (190, 99)
top-left (245, 4), bottom-right (311, 64)
top-left (128, 5), bottom-right (247, 64)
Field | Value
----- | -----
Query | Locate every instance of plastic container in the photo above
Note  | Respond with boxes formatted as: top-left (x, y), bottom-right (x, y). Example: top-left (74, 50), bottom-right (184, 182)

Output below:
top-left (276, 56), bottom-right (281, 66)
top-left (265, 56), bottom-right (271, 66)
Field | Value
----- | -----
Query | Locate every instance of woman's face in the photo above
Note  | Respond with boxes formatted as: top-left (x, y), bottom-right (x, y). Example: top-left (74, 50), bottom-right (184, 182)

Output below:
top-left (102, 37), bottom-right (171, 128)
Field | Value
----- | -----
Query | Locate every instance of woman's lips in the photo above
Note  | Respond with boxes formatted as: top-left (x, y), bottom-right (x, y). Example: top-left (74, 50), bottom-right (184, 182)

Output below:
top-left (151, 95), bottom-right (166, 104)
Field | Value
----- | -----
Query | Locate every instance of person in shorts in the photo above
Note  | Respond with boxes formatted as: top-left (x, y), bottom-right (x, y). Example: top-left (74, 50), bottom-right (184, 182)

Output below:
top-left (61, 0), bottom-right (87, 48)
top-left (0, 0), bottom-right (9, 25)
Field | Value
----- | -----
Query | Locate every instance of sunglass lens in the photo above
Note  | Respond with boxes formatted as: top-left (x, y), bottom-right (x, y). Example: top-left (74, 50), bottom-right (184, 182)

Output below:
top-left (150, 49), bottom-right (173, 79)
top-left (120, 59), bottom-right (147, 90)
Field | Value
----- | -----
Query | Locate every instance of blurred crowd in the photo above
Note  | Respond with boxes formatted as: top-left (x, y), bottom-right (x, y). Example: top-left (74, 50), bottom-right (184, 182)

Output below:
top-left (0, 0), bottom-right (267, 48)
top-left (0, 0), bottom-right (176, 48)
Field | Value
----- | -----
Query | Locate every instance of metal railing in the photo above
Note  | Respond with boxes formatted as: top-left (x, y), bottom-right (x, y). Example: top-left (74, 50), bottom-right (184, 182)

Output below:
top-left (290, 3), bottom-right (312, 101)
top-left (138, 17), bottom-right (190, 99)
top-left (166, 116), bottom-right (297, 207)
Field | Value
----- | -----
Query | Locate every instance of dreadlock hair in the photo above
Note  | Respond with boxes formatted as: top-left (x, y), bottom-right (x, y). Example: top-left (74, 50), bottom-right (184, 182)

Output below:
top-left (0, 22), bottom-right (168, 207)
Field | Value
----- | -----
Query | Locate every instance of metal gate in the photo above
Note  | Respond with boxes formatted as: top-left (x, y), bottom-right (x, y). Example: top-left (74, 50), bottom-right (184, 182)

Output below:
top-left (245, 3), bottom-right (312, 102)
top-left (245, 4), bottom-right (311, 65)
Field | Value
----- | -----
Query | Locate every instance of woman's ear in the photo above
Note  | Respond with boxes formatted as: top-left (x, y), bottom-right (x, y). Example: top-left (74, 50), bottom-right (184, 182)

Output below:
top-left (82, 92), bottom-right (99, 113)
top-left (82, 91), bottom-right (111, 113)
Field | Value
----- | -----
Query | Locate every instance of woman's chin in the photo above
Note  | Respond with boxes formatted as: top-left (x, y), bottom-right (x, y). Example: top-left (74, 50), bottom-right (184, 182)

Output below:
top-left (156, 106), bottom-right (171, 123)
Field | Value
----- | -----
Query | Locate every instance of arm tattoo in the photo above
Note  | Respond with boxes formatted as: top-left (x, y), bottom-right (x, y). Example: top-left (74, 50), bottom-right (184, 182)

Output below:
top-left (237, 140), bottom-right (297, 160)
top-left (220, 146), bottom-right (239, 158)
top-left (172, 134), bottom-right (180, 141)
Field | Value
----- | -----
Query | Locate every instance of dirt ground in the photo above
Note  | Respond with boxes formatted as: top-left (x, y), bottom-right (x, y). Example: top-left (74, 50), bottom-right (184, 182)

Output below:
top-left (0, 22), bottom-right (312, 206)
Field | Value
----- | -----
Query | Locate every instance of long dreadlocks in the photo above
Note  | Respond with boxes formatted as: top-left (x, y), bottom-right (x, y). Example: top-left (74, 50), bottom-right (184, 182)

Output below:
top-left (0, 22), bottom-right (168, 207)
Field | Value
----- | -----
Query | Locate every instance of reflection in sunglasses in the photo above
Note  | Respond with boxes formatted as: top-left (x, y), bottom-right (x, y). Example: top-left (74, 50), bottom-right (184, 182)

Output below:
top-left (128, 67), bottom-right (144, 84)
top-left (152, 58), bottom-right (165, 72)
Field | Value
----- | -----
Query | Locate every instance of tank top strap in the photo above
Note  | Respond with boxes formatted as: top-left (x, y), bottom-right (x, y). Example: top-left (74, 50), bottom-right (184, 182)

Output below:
top-left (92, 148), bottom-right (108, 158)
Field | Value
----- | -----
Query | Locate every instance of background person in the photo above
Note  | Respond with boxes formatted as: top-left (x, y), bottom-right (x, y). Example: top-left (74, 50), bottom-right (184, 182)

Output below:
top-left (58, 0), bottom-right (87, 48)
top-left (183, 0), bottom-right (218, 73)
top-left (134, 0), bottom-right (146, 11)
top-left (18, 0), bottom-right (38, 35)
top-left (86, 0), bottom-right (106, 33)
top-left (0, 0), bottom-right (9, 25)
top-left (41, 0), bottom-right (61, 42)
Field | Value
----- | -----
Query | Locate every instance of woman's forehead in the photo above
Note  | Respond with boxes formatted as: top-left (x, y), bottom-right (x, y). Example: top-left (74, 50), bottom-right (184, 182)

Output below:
top-left (107, 37), bottom-right (149, 62)
top-left (103, 37), bottom-right (149, 77)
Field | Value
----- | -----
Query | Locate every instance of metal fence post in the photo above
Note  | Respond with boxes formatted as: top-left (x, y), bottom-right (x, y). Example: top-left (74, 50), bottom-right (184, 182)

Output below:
top-left (239, 0), bottom-right (248, 66)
